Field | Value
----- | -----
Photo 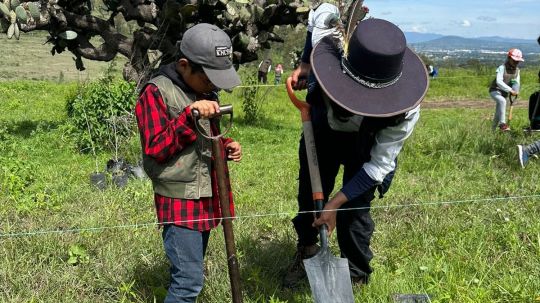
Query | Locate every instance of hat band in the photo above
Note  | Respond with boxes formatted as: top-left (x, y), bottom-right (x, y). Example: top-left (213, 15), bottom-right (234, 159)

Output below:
top-left (341, 58), bottom-right (402, 89)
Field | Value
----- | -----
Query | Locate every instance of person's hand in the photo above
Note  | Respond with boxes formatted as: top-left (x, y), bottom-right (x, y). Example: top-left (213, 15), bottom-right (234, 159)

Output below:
top-left (190, 100), bottom-right (220, 119)
top-left (510, 90), bottom-right (518, 96)
top-left (313, 202), bottom-right (338, 234)
top-left (291, 62), bottom-right (311, 90)
top-left (225, 141), bottom-right (242, 162)
top-left (312, 192), bottom-right (349, 234)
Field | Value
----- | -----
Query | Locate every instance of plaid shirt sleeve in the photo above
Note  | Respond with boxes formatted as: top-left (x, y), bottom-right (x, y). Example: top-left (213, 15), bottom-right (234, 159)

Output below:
top-left (135, 84), bottom-right (197, 163)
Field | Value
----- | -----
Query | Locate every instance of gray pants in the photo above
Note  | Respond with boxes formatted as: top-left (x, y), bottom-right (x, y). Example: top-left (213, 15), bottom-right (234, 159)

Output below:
top-left (490, 90), bottom-right (508, 129)
top-left (490, 84), bottom-right (520, 129)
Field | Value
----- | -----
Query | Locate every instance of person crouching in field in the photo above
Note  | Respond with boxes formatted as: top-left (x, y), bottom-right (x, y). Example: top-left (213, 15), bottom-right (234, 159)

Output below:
top-left (489, 48), bottom-right (524, 132)
top-left (283, 18), bottom-right (428, 288)
top-left (135, 23), bottom-right (242, 303)
top-left (518, 70), bottom-right (540, 168)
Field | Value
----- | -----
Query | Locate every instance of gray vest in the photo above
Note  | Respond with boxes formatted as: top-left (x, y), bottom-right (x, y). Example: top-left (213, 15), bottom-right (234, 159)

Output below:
top-left (489, 65), bottom-right (519, 97)
top-left (142, 75), bottom-right (213, 199)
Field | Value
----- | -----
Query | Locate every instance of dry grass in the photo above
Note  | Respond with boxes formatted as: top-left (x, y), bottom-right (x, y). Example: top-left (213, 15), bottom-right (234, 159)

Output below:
top-left (0, 32), bottom-right (126, 82)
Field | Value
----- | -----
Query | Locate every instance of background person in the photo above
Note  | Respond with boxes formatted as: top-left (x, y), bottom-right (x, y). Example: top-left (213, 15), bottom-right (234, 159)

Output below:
top-left (257, 58), bottom-right (272, 84)
top-left (526, 70), bottom-right (540, 131)
top-left (283, 18), bottom-right (428, 288)
top-left (290, 2), bottom-right (344, 91)
top-left (135, 23), bottom-right (242, 303)
top-left (518, 70), bottom-right (540, 168)
top-left (489, 48), bottom-right (524, 131)
top-left (274, 63), bottom-right (284, 84)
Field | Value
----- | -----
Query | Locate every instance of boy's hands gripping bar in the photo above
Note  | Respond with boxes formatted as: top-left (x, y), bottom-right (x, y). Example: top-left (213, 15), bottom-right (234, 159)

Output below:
top-left (192, 104), bottom-right (233, 119)
top-left (192, 104), bottom-right (234, 140)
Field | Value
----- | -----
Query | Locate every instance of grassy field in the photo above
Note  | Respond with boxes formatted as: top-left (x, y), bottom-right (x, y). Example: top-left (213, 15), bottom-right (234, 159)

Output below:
top-left (1, 71), bottom-right (540, 303)
top-left (0, 32), bottom-right (125, 82)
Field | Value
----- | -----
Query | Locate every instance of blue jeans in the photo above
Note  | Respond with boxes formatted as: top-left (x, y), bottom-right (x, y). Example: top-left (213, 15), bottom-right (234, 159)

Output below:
top-left (162, 225), bottom-right (210, 303)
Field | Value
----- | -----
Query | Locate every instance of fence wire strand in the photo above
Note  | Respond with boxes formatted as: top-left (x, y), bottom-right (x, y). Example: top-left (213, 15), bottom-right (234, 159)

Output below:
top-left (1, 194), bottom-right (540, 239)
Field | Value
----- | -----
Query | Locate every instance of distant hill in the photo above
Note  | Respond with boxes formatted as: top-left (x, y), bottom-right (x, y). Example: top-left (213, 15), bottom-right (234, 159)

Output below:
top-left (409, 34), bottom-right (540, 65)
top-left (404, 32), bottom-right (444, 44)
top-left (413, 36), bottom-right (538, 52)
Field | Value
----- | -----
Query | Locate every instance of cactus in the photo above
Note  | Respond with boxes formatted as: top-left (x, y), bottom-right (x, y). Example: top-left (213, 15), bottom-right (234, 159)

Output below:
top-left (27, 2), bottom-right (40, 19)
top-left (9, 10), bottom-right (15, 23)
top-left (15, 5), bottom-right (26, 23)
top-left (225, 2), bottom-right (237, 16)
top-left (59, 30), bottom-right (78, 40)
top-left (0, 2), bottom-right (8, 16)
top-left (6, 21), bottom-right (13, 38)
top-left (13, 21), bottom-right (18, 39)
top-left (9, 0), bottom-right (19, 10)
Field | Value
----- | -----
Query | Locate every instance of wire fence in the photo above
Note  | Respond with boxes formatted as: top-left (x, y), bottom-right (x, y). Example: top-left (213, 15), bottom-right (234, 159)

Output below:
top-left (2, 193), bottom-right (539, 239)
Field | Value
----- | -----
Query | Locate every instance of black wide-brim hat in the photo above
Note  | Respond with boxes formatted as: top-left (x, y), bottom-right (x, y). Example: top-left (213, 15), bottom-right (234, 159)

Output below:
top-left (311, 18), bottom-right (429, 117)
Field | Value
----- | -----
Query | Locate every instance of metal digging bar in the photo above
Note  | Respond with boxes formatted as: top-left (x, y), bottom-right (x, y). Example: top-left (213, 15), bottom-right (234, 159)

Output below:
top-left (192, 104), bottom-right (243, 303)
top-left (286, 77), bottom-right (354, 303)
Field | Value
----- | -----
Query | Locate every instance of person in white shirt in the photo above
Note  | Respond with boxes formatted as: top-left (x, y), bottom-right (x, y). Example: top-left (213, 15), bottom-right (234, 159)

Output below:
top-left (283, 17), bottom-right (428, 288)
top-left (488, 48), bottom-right (524, 131)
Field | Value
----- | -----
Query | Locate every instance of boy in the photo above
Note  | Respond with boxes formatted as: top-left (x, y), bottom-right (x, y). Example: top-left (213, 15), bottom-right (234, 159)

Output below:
top-left (135, 23), bottom-right (242, 303)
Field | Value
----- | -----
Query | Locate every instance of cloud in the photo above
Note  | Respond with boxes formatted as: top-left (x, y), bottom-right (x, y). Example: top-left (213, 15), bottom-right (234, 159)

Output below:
top-left (380, 11), bottom-right (392, 15)
top-left (477, 16), bottom-right (496, 22)
top-left (461, 20), bottom-right (471, 27)
top-left (410, 25), bottom-right (428, 33)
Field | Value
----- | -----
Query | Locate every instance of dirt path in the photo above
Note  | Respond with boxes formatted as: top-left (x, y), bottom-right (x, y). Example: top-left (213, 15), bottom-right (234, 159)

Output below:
top-left (423, 100), bottom-right (528, 109)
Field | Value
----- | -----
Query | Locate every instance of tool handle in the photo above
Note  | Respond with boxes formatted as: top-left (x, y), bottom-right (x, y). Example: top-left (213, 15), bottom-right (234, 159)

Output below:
top-left (286, 77), bottom-right (311, 122)
top-left (191, 104), bottom-right (233, 119)
top-left (286, 76), bottom-right (328, 247)
top-left (191, 104), bottom-right (234, 140)
top-left (315, 199), bottom-right (328, 248)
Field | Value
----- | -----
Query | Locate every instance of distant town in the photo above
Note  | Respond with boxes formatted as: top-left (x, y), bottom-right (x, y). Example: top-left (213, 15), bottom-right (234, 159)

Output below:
top-left (406, 32), bottom-right (540, 66)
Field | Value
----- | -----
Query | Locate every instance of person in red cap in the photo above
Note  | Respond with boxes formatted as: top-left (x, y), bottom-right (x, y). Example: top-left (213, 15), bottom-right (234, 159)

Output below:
top-left (488, 48), bottom-right (524, 131)
top-left (135, 23), bottom-right (242, 303)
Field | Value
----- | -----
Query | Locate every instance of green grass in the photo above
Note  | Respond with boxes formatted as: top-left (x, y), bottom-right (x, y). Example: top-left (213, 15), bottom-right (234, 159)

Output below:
top-left (1, 80), bottom-right (540, 303)
top-left (425, 67), bottom-right (539, 101)
top-left (0, 32), bottom-right (126, 82)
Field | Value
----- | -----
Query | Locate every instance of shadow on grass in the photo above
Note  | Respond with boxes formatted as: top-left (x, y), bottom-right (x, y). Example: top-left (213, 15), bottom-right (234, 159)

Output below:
top-left (131, 260), bottom-right (169, 303)
top-left (2, 120), bottom-right (60, 138)
top-left (236, 235), bottom-right (313, 302)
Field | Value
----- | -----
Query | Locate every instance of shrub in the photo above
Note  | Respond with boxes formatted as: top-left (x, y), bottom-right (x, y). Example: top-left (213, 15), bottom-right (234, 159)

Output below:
top-left (65, 78), bottom-right (137, 153)
top-left (240, 73), bottom-right (271, 124)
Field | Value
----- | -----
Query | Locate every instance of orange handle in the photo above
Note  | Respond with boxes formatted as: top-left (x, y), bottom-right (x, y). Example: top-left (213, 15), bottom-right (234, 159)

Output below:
top-left (286, 77), bottom-right (311, 122)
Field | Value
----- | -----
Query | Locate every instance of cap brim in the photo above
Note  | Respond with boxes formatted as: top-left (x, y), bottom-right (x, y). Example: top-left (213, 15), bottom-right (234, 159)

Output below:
top-left (203, 66), bottom-right (241, 89)
top-left (311, 36), bottom-right (429, 117)
top-left (511, 56), bottom-right (524, 62)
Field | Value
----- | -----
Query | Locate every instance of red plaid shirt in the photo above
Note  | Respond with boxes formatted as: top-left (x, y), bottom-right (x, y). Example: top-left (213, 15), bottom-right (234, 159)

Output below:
top-left (135, 84), bottom-right (235, 231)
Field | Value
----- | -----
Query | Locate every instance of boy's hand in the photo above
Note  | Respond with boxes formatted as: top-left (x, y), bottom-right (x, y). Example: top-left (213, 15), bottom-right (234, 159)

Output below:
top-left (190, 100), bottom-right (220, 119)
top-left (225, 141), bottom-right (242, 162)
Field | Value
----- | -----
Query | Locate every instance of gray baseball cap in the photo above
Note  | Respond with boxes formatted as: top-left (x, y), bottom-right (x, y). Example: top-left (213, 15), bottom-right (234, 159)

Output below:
top-left (180, 23), bottom-right (241, 89)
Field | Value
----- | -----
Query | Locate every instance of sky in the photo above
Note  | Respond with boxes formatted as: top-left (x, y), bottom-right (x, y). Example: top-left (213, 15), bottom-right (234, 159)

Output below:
top-left (366, 0), bottom-right (540, 40)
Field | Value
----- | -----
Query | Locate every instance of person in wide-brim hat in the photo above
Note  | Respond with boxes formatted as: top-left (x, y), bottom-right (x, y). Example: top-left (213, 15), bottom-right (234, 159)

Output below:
top-left (283, 17), bottom-right (429, 288)
top-left (311, 18), bottom-right (428, 117)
